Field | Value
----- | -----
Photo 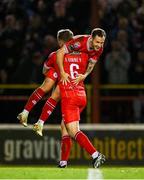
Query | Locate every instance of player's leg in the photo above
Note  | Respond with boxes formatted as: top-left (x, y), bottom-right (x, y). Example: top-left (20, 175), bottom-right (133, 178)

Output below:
top-left (17, 78), bottom-right (55, 127)
top-left (17, 68), bottom-right (57, 127)
top-left (62, 96), bottom-right (105, 168)
top-left (58, 120), bottom-right (72, 168)
top-left (33, 85), bottom-right (61, 136)
top-left (65, 121), bottom-right (105, 168)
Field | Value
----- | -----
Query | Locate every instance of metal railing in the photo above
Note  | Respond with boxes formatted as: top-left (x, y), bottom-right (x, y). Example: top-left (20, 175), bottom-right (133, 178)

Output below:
top-left (0, 84), bottom-right (144, 123)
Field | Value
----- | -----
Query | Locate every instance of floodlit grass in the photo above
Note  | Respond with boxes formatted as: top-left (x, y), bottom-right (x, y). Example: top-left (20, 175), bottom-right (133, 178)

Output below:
top-left (102, 167), bottom-right (144, 179)
top-left (0, 167), bottom-right (87, 179)
top-left (0, 166), bottom-right (144, 179)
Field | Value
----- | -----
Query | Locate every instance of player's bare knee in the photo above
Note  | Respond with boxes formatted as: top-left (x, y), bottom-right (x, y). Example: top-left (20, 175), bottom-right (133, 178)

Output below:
top-left (51, 94), bottom-right (60, 102)
top-left (51, 89), bottom-right (61, 101)
top-left (60, 120), bottom-right (68, 136)
top-left (61, 130), bottom-right (69, 137)
top-left (64, 126), bottom-right (71, 137)
top-left (40, 83), bottom-right (51, 93)
top-left (66, 128), bottom-right (76, 138)
top-left (68, 131), bottom-right (75, 138)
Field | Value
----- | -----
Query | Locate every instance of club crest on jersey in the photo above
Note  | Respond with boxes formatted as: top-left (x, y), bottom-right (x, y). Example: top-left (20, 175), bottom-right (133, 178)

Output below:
top-left (74, 42), bottom-right (80, 49)
top-left (53, 72), bottom-right (58, 78)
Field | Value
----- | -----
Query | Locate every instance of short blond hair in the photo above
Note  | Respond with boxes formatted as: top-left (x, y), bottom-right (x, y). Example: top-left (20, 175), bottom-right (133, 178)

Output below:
top-left (57, 29), bottom-right (73, 42)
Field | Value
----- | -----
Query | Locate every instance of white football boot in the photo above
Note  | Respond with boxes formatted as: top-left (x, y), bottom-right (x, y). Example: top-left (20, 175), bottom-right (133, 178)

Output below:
top-left (33, 122), bottom-right (43, 136)
top-left (17, 111), bottom-right (28, 127)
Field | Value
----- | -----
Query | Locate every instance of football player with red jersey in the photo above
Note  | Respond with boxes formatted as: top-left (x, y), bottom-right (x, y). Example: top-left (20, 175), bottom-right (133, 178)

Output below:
top-left (17, 29), bottom-right (92, 168)
top-left (34, 52), bottom-right (90, 168)
top-left (57, 28), bottom-right (106, 85)
top-left (17, 29), bottom-right (73, 128)
top-left (58, 53), bottom-right (106, 168)
top-left (59, 52), bottom-right (88, 121)
top-left (56, 28), bottom-right (106, 168)
top-left (17, 29), bottom-right (76, 168)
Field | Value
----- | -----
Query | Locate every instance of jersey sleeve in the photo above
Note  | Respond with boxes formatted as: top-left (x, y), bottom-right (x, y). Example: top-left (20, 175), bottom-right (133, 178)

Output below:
top-left (43, 52), bottom-right (56, 69)
top-left (89, 48), bottom-right (103, 63)
top-left (63, 37), bottom-right (83, 54)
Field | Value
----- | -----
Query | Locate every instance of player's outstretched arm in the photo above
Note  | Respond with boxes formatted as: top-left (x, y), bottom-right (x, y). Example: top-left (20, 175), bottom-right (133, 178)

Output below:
top-left (73, 60), bottom-right (96, 85)
top-left (57, 47), bottom-right (70, 85)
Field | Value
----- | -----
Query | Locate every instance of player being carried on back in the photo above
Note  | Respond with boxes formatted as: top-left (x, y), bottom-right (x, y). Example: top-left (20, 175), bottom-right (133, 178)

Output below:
top-left (17, 29), bottom-right (74, 131)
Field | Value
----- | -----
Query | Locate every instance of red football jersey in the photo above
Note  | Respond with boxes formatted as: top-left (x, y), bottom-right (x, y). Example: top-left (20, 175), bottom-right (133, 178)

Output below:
top-left (44, 51), bottom-right (89, 84)
top-left (44, 52), bottom-right (57, 70)
top-left (59, 52), bottom-right (89, 95)
top-left (64, 35), bottom-right (103, 62)
top-left (43, 51), bottom-right (60, 79)
top-left (60, 52), bottom-right (88, 123)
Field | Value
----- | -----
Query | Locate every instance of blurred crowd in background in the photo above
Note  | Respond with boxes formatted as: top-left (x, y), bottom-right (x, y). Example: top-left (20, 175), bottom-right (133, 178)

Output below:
top-left (0, 0), bottom-right (144, 84)
top-left (0, 0), bottom-right (144, 124)
top-left (0, 0), bottom-right (90, 84)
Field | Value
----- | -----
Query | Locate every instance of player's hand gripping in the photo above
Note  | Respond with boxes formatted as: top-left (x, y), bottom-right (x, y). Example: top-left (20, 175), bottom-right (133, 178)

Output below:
top-left (60, 71), bottom-right (70, 85)
top-left (72, 74), bottom-right (86, 85)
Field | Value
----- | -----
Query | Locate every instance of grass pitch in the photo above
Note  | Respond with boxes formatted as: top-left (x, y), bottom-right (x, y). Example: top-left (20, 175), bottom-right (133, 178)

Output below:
top-left (0, 166), bottom-right (143, 179)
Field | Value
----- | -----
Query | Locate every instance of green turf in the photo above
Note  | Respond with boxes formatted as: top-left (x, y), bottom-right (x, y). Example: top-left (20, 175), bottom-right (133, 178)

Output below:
top-left (102, 167), bottom-right (144, 179)
top-left (0, 167), bottom-right (87, 179)
top-left (0, 166), bottom-right (144, 179)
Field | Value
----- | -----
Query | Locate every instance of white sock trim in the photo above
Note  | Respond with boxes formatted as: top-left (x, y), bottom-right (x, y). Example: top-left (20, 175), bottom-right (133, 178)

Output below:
top-left (23, 109), bottom-right (29, 115)
top-left (38, 119), bottom-right (44, 125)
top-left (92, 151), bottom-right (99, 159)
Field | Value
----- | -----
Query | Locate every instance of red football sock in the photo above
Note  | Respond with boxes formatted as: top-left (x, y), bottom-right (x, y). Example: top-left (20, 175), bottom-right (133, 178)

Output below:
top-left (74, 131), bottom-right (96, 155)
top-left (39, 97), bottom-right (57, 122)
top-left (24, 88), bottom-right (45, 112)
top-left (61, 135), bottom-right (72, 161)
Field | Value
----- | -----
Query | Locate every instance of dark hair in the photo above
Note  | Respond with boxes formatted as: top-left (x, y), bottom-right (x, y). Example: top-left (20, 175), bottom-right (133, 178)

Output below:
top-left (57, 29), bottom-right (73, 42)
top-left (91, 28), bottom-right (106, 39)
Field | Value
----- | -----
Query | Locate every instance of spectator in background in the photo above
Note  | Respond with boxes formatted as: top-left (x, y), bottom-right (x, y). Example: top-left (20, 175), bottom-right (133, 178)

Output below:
top-left (136, 0), bottom-right (144, 32)
top-left (110, 17), bottom-right (133, 43)
top-left (0, 14), bottom-right (23, 82)
top-left (42, 35), bottom-right (58, 59)
top-left (0, 69), bottom-right (7, 84)
top-left (12, 51), bottom-right (43, 84)
top-left (47, 0), bottom-right (76, 36)
top-left (132, 49), bottom-right (144, 84)
top-left (104, 40), bottom-right (131, 84)
top-left (117, 30), bottom-right (129, 50)
top-left (33, 0), bottom-right (49, 23)
top-left (29, 51), bottom-right (44, 84)
top-left (130, 1), bottom-right (144, 51)
top-left (26, 14), bottom-right (46, 47)
top-left (116, 0), bottom-right (138, 18)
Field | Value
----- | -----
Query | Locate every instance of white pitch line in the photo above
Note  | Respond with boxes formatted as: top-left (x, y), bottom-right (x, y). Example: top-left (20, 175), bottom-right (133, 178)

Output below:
top-left (87, 168), bottom-right (103, 180)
